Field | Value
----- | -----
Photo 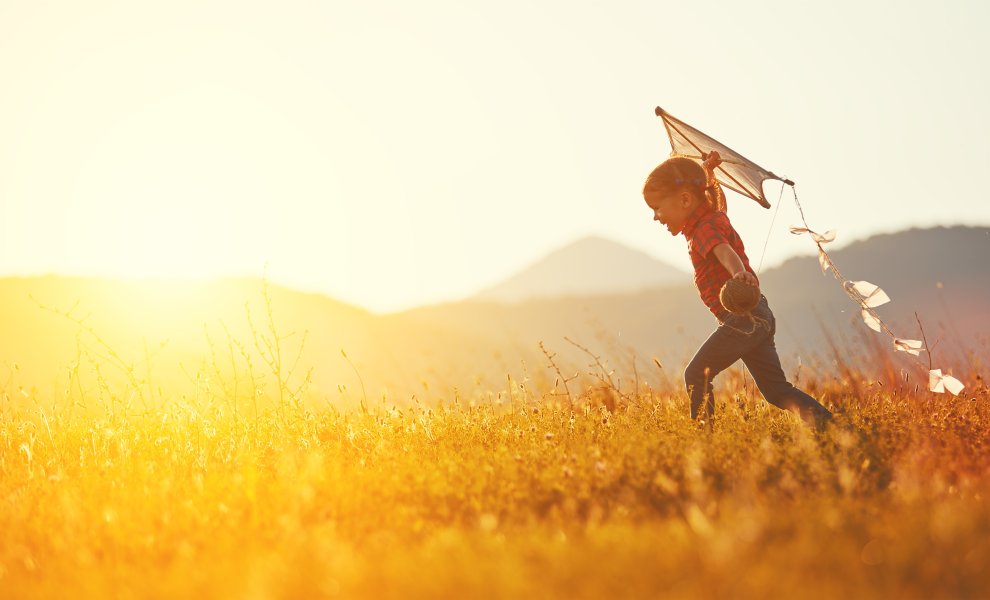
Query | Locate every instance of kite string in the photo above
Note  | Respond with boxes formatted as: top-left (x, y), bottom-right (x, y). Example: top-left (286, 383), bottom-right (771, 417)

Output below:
top-left (786, 185), bottom-right (935, 372)
top-left (756, 181), bottom-right (786, 275)
top-left (790, 182), bottom-right (812, 229)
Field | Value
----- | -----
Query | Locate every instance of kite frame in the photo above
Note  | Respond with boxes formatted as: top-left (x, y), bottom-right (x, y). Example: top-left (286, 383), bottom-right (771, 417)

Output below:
top-left (656, 106), bottom-right (793, 209)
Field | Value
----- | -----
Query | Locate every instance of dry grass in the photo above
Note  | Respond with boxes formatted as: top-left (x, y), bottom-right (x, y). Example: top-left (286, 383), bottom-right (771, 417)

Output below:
top-left (2, 284), bottom-right (989, 599)
top-left (2, 350), bottom-right (989, 599)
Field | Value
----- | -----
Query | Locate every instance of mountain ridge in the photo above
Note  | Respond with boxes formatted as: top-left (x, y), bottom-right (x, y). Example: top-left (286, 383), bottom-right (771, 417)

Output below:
top-left (0, 225), bottom-right (985, 403)
top-left (472, 234), bottom-right (687, 303)
top-left (397, 225), bottom-right (989, 380)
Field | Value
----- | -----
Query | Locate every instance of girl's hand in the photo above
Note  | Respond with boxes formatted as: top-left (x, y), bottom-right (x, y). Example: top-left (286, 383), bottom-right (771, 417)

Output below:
top-left (702, 150), bottom-right (722, 173)
top-left (733, 270), bottom-right (759, 287)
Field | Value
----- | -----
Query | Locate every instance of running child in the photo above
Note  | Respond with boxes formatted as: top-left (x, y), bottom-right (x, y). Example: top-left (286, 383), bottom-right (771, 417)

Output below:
top-left (643, 151), bottom-right (833, 430)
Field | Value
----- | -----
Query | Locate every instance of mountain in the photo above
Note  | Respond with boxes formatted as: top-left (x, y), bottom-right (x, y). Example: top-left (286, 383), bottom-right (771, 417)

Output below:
top-left (1, 226), bottom-right (985, 408)
top-left (756, 226), bottom-right (990, 361)
top-left (0, 276), bottom-right (538, 407)
top-left (399, 226), bottom-right (990, 382)
top-left (472, 235), bottom-right (687, 302)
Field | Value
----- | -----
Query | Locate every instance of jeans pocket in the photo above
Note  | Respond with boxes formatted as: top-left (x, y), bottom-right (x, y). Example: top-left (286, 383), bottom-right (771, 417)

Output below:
top-left (751, 297), bottom-right (774, 335)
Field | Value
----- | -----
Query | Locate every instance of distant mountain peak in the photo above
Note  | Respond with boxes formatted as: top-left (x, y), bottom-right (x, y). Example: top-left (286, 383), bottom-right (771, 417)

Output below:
top-left (473, 235), bottom-right (688, 303)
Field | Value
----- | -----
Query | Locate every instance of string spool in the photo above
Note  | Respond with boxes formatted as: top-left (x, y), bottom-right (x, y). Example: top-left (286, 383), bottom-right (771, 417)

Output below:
top-left (720, 278), bottom-right (760, 315)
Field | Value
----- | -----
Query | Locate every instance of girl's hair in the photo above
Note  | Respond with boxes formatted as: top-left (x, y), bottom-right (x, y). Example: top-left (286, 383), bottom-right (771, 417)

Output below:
top-left (643, 156), bottom-right (723, 211)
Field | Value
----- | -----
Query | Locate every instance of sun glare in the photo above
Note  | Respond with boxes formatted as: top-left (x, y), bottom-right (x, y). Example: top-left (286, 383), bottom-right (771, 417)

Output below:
top-left (63, 87), bottom-right (310, 280)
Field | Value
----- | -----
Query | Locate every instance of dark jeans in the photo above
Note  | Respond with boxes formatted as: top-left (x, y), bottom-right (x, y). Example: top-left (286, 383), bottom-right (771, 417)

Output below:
top-left (684, 295), bottom-right (832, 430)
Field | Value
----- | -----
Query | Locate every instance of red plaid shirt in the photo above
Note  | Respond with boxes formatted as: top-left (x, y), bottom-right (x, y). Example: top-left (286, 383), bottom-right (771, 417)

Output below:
top-left (682, 202), bottom-right (758, 317)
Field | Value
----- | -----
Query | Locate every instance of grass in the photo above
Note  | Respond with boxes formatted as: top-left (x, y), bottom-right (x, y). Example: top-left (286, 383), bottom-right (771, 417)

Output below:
top-left (2, 368), bottom-right (989, 599)
top-left (2, 286), bottom-right (988, 598)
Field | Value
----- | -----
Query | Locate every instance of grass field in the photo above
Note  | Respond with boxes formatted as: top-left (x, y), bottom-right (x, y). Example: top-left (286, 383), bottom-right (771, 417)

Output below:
top-left (3, 342), bottom-right (988, 600)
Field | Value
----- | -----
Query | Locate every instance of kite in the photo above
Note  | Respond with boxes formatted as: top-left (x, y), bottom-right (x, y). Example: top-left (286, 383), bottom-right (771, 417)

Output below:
top-left (654, 106), bottom-right (965, 396)
top-left (655, 106), bottom-right (791, 209)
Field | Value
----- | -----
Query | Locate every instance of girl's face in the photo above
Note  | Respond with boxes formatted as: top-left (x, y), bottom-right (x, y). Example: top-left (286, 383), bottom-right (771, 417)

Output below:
top-left (644, 189), bottom-right (697, 236)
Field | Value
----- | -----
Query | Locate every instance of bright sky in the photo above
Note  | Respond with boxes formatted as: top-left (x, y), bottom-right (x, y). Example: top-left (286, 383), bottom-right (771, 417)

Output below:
top-left (2, 1), bottom-right (988, 312)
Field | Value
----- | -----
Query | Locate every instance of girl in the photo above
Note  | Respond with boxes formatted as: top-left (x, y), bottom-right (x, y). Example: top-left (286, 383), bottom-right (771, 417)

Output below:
top-left (643, 151), bottom-right (833, 430)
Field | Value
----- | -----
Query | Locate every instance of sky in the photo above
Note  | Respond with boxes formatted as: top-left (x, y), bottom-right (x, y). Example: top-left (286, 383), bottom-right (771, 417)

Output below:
top-left (2, 0), bottom-right (988, 313)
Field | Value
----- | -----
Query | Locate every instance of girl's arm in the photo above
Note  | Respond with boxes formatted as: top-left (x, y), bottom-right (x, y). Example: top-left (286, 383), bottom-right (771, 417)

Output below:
top-left (712, 244), bottom-right (759, 286)
top-left (702, 151), bottom-right (727, 212)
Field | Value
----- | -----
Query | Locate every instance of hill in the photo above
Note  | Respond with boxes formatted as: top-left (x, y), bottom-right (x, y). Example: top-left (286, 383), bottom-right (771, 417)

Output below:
top-left (0, 276), bottom-right (530, 407)
top-left (473, 235), bottom-right (687, 302)
top-left (398, 226), bottom-right (990, 382)
top-left (1, 226), bottom-right (985, 406)
top-left (758, 226), bottom-right (990, 355)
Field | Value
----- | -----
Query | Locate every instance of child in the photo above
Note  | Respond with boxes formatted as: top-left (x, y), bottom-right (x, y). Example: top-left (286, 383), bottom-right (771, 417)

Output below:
top-left (643, 151), bottom-right (833, 430)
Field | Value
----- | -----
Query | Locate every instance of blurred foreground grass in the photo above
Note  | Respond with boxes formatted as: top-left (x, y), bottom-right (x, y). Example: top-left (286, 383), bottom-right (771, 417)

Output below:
top-left (2, 377), bottom-right (989, 599)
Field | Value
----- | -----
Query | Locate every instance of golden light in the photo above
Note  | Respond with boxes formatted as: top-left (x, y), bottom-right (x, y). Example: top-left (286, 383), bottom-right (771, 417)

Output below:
top-left (64, 86), bottom-right (318, 279)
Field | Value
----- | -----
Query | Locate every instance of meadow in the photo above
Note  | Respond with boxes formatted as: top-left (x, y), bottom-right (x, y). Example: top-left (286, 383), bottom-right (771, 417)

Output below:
top-left (1, 292), bottom-right (988, 599)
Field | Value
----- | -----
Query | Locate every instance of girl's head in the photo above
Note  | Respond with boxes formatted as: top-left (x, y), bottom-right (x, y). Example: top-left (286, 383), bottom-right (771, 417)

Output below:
top-left (643, 157), bottom-right (709, 237)
top-left (642, 156), bottom-right (708, 201)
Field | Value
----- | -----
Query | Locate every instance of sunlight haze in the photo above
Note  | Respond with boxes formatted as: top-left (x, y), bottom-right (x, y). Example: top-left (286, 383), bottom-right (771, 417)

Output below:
top-left (2, 1), bottom-right (987, 311)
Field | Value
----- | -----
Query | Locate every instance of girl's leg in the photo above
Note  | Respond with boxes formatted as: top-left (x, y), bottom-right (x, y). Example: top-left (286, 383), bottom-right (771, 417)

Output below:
top-left (741, 337), bottom-right (832, 430)
top-left (685, 322), bottom-right (764, 423)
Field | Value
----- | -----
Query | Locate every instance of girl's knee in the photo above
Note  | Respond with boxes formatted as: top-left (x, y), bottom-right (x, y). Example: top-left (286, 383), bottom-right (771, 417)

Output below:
top-left (684, 362), bottom-right (708, 388)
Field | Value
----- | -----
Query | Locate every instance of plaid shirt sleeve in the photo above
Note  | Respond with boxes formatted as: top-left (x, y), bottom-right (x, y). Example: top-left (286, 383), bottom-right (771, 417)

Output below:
top-left (690, 214), bottom-right (730, 260)
top-left (686, 210), bottom-right (756, 316)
